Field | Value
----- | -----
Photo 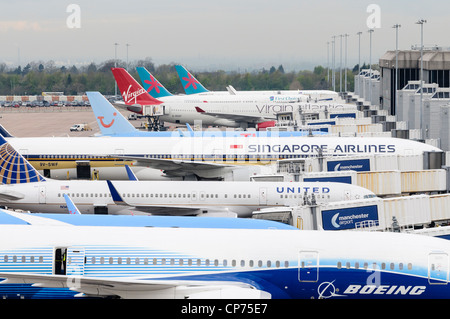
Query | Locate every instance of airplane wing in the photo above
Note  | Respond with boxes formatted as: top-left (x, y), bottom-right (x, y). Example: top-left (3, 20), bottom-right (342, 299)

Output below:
top-left (114, 156), bottom-right (234, 174)
top-left (0, 190), bottom-right (25, 201)
top-left (0, 272), bottom-right (270, 299)
top-left (195, 107), bottom-right (274, 123)
top-left (106, 180), bottom-right (226, 215)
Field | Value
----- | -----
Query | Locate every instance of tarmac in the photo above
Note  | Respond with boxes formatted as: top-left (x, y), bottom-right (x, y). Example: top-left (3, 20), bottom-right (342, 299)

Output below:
top-left (0, 106), bottom-right (146, 137)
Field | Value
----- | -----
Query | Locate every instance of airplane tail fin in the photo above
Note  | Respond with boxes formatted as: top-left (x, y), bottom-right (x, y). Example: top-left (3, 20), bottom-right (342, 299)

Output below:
top-left (175, 65), bottom-right (209, 95)
top-left (86, 92), bottom-right (138, 136)
top-left (0, 135), bottom-right (45, 184)
top-left (136, 67), bottom-right (173, 98)
top-left (63, 194), bottom-right (81, 214)
top-left (111, 68), bottom-right (163, 106)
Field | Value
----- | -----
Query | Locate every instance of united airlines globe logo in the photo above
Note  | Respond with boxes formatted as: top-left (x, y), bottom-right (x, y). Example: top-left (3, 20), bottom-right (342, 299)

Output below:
top-left (0, 142), bottom-right (45, 184)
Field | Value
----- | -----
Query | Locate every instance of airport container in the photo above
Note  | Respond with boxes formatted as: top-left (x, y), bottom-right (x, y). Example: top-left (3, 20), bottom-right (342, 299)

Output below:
top-left (400, 170), bottom-right (447, 193)
top-left (357, 171), bottom-right (402, 195)
top-left (382, 195), bottom-right (431, 228)
top-left (301, 170), bottom-right (357, 185)
top-left (318, 198), bottom-right (386, 231)
top-left (357, 123), bottom-right (383, 133)
top-left (429, 193), bottom-right (450, 222)
top-left (397, 155), bottom-right (423, 171)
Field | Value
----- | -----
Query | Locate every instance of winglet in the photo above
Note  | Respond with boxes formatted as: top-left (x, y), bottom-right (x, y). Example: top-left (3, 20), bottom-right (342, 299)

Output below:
top-left (195, 106), bottom-right (206, 113)
top-left (63, 194), bottom-right (81, 214)
top-left (87, 91), bottom-right (138, 136)
top-left (0, 135), bottom-right (45, 184)
top-left (125, 165), bottom-right (138, 181)
top-left (175, 65), bottom-right (209, 95)
top-left (111, 68), bottom-right (163, 106)
top-left (106, 180), bottom-right (125, 204)
top-left (136, 67), bottom-right (173, 98)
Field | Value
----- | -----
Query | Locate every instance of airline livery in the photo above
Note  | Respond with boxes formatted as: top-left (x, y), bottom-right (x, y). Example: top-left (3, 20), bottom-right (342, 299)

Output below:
top-left (5, 131), bottom-right (442, 180)
top-left (87, 91), bottom-right (326, 138)
top-left (0, 135), bottom-right (375, 216)
top-left (174, 64), bottom-right (339, 100)
top-left (112, 68), bottom-right (355, 128)
top-left (1, 211), bottom-right (450, 299)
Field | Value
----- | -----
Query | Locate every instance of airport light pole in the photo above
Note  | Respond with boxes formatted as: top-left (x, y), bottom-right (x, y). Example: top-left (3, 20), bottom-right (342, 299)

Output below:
top-left (327, 41), bottom-right (330, 85)
top-left (357, 31), bottom-right (362, 96)
top-left (331, 35), bottom-right (336, 92)
top-left (344, 33), bottom-right (349, 93)
top-left (368, 29), bottom-right (374, 105)
top-left (393, 24), bottom-right (401, 115)
top-left (126, 43), bottom-right (130, 71)
top-left (416, 19), bottom-right (427, 139)
top-left (114, 42), bottom-right (119, 96)
top-left (339, 34), bottom-right (343, 93)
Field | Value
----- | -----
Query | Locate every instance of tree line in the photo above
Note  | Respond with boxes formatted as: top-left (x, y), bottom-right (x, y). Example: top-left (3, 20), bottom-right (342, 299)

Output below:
top-left (0, 57), bottom-right (364, 96)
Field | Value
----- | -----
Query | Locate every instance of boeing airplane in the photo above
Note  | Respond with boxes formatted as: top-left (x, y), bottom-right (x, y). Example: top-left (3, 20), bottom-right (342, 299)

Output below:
top-left (87, 91), bottom-right (326, 138)
top-left (5, 128), bottom-right (442, 180)
top-left (1, 210), bottom-right (450, 299)
top-left (112, 68), bottom-right (355, 128)
top-left (0, 135), bottom-right (375, 216)
top-left (174, 64), bottom-right (339, 101)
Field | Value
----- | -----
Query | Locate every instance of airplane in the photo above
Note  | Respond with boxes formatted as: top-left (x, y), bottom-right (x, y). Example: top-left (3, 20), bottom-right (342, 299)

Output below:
top-left (1, 210), bottom-right (450, 299)
top-left (5, 130), bottom-right (443, 180)
top-left (87, 91), bottom-right (326, 138)
top-left (0, 134), bottom-right (376, 216)
top-left (174, 64), bottom-right (339, 101)
top-left (112, 68), bottom-right (355, 128)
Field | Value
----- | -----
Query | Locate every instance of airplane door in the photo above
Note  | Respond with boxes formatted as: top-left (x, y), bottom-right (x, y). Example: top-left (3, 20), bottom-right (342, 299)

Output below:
top-left (298, 251), bottom-right (319, 282)
top-left (39, 186), bottom-right (46, 204)
top-left (66, 247), bottom-right (86, 276)
top-left (259, 188), bottom-right (268, 205)
top-left (428, 252), bottom-right (449, 284)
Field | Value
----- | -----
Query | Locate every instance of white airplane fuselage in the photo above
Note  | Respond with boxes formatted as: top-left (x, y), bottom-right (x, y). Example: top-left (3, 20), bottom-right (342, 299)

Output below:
top-left (0, 180), bottom-right (375, 216)
top-left (6, 135), bottom-right (442, 181)
top-left (1, 219), bottom-right (450, 299)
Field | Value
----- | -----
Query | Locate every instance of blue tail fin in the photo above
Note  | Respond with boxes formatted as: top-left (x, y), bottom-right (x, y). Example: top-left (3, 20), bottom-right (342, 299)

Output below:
top-left (136, 67), bottom-right (173, 98)
top-left (0, 135), bottom-right (45, 184)
top-left (175, 65), bottom-right (209, 95)
top-left (86, 92), bottom-right (138, 136)
top-left (63, 194), bottom-right (81, 214)
top-left (125, 165), bottom-right (138, 181)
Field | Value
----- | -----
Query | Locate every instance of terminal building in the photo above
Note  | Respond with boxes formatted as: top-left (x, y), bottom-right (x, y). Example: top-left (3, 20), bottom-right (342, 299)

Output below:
top-left (353, 47), bottom-right (450, 151)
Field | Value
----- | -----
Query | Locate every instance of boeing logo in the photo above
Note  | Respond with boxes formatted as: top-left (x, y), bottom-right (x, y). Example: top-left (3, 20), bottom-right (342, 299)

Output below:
top-left (343, 285), bottom-right (426, 296)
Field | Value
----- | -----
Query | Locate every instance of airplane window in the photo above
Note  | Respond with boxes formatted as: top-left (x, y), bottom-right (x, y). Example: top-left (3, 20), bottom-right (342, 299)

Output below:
top-left (337, 262), bottom-right (342, 269)
top-left (109, 257), bottom-right (113, 264)
top-left (399, 263), bottom-right (403, 270)
top-left (249, 260), bottom-right (254, 267)
top-left (267, 261), bottom-right (272, 268)
top-left (100, 257), bottom-right (104, 264)
top-left (390, 263), bottom-right (395, 270)
top-left (127, 258), bottom-right (131, 265)
top-left (232, 260), bottom-right (236, 267)
top-left (3, 255), bottom-right (7, 262)
top-left (153, 258), bottom-right (157, 265)
top-left (408, 263), bottom-right (412, 270)
top-left (39, 256), bottom-right (43, 263)
top-left (241, 260), bottom-right (245, 267)
top-left (196, 259), bottom-right (201, 266)
top-left (118, 257), bottom-right (122, 264)
top-left (355, 262), bottom-right (359, 269)
top-left (205, 259), bottom-right (210, 266)
top-left (363, 262), bottom-right (368, 269)
top-left (91, 257), bottom-right (96, 264)
top-left (258, 260), bottom-right (263, 267)
top-left (381, 263), bottom-right (386, 270)
top-left (284, 261), bottom-right (289, 268)
top-left (346, 262), bottom-right (350, 269)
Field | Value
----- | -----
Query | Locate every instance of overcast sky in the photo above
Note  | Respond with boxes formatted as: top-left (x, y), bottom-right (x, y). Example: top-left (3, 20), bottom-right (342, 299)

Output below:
top-left (0, 0), bottom-right (449, 71)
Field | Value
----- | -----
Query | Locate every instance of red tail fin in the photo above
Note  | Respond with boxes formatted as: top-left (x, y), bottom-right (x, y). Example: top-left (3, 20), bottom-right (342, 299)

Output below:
top-left (111, 68), bottom-right (162, 105)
